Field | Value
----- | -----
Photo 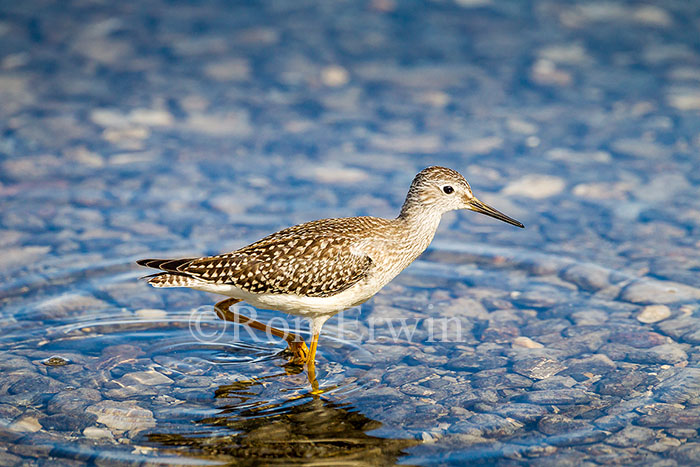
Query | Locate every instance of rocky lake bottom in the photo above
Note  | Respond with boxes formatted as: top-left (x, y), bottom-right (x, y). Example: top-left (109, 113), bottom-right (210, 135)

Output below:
top-left (2, 0), bottom-right (700, 465)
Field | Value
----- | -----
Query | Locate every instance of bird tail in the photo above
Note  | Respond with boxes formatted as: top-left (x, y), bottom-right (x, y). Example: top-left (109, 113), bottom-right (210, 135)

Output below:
top-left (141, 272), bottom-right (200, 288)
top-left (137, 257), bottom-right (200, 288)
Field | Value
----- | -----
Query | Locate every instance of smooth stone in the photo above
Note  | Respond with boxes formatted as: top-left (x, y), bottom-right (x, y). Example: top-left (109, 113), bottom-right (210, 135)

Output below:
top-left (637, 305), bottom-right (672, 323)
top-left (446, 353), bottom-right (507, 372)
top-left (0, 354), bottom-right (33, 371)
top-left (513, 357), bottom-right (566, 380)
top-left (0, 403), bottom-right (22, 422)
top-left (637, 405), bottom-right (700, 428)
top-left (47, 388), bottom-right (102, 414)
top-left (469, 413), bottom-right (523, 437)
top-left (562, 354), bottom-right (616, 380)
top-left (634, 5), bottom-right (672, 26)
top-left (182, 110), bottom-right (252, 137)
top-left (0, 246), bottom-right (50, 270)
top-left (119, 370), bottom-right (174, 386)
top-left (672, 442), bottom-right (700, 463)
top-left (668, 91), bottom-right (700, 111)
top-left (105, 384), bottom-right (158, 400)
top-left (561, 324), bottom-right (613, 338)
top-left (129, 108), bottom-right (174, 126)
top-left (105, 127), bottom-right (149, 147)
top-left (321, 65), bottom-right (350, 87)
top-left (9, 416), bottom-right (42, 433)
top-left (596, 370), bottom-right (646, 396)
top-left (495, 403), bottom-right (548, 423)
top-left (501, 174), bottom-right (565, 199)
top-left (611, 138), bottom-right (667, 159)
top-left (570, 309), bottom-right (609, 325)
top-left (512, 336), bottom-right (544, 349)
top-left (400, 383), bottom-right (435, 397)
top-left (448, 420), bottom-right (483, 436)
top-left (608, 330), bottom-right (667, 348)
top-left (606, 425), bottom-right (657, 447)
top-left (406, 350), bottom-right (449, 366)
top-left (594, 412), bottom-right (639, 432)
top-left (538, 414), bottom-right (592, 435)
top-left (550, 428), bottom-right (608, 446)
top-left (598, 343), bottom-right (634, 361)
top-left (621, 280), bottom-right (700, 305)
top-left (647, 435), bottom-right (682, 453)
top-left (90, 108), bottom-right (130, 127)
top-left (666, 428), bottom-right (698, 439)
top-left (203, 58), bottom-right (250, 81)
top-left (442, 389), bottom-right (498, 409)
top-left (549, 332), bottom-right (607, 355)
top-left (561, 263), bottom-right (611, 292)
top-left (353, 344), bottom-right (412, 363)
top-left (0, 450), bottom-right (22, 465)
top-left (419, 431), bottom-right (441, 443)
top-left (134, 308), bottom-right (168, 319)
top-left (34, 293), bottom-right (109, 319)
top-left (521, 319), bottom-right (570, 337)
top-left (481, 325), bottom-right (520, 343)
top-left (530, 59), bottom-right (571, 86)
top-left (519, 388), bottom-right (594, 405)
top-left (531, 375), bottom-right (577, 390)
top-left (680, 328), bottom-right (700, 344)
top-left (40, 412), bottom-right (97, 432)
top-left (472, 371), bottom-right (533, 390)
top-left (656, 316), bottom-right (700, 340)
top-left (370, 134), bottom-right (441, 154)
top-left (423, 375), bottom-right (459, 391)
top-left (628, 344), bottom-right (688, 365)
top-left (382, 365), bottom-right (435, 386)
top-left (83, 426), bottom-right (115, 441)
top-left (572, 181), bottom-right (627, 199)
top-left (512, 286), bottom-right (565, 308)
top-left (654, 368), bottom-right (700, 404)
top-left (5, 370), bottom-right (66, 395)
top-left (86, 400), bottom-right (156, 434)
top-left (176, 376), bottom-right (212, 388)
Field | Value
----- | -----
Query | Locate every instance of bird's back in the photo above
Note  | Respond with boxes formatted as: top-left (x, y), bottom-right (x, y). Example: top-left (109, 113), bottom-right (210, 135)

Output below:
top-left (139, 216), bottom-right (398, 299)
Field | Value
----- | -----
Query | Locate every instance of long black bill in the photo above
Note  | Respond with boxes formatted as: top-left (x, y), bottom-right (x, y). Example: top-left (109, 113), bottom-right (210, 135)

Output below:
top-left (468, 197), bottom-right (524, 228)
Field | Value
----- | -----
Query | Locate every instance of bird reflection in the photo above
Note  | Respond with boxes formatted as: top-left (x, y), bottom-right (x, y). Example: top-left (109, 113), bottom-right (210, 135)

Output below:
top-left (147, 375), bottom-right (418, 465)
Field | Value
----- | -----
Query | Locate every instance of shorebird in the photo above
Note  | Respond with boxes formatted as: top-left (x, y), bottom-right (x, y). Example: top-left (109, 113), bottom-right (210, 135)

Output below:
top-left (137, 166), bottom-right (523, 384)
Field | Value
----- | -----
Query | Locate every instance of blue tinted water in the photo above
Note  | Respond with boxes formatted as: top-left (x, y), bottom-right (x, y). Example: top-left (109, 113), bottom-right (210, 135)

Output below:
top-left (1, 0), bottom-right (700, 465)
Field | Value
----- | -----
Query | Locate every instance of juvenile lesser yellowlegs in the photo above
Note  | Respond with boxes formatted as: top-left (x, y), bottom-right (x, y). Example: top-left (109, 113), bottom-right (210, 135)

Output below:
top-left (137, 166), bottom-right (523, 383)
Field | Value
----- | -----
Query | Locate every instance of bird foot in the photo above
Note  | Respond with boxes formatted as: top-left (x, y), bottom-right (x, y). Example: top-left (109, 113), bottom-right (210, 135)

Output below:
top-left (285, 340), bottom-right (309, 366)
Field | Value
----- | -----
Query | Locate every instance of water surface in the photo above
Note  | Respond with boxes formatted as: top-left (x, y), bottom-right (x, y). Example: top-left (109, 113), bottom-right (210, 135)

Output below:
top-left (2, 0), bottom-right (700, 465)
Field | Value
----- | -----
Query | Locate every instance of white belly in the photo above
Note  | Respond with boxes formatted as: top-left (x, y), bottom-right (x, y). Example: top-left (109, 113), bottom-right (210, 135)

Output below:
top-left (190, 280), bottom-right (379, 319)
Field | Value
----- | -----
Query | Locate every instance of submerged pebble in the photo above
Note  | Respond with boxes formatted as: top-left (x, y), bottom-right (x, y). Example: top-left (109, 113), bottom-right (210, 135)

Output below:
top-left (2, 0), bottom-right (700, 464)
top-left (41, 356), bottom-right (71, 367)
top-left (86, 401), bottom-right (156, 434)
top-left (513, 357), bottom-right (567, 380)
top-left (637, 305), bottom-right (672, 323)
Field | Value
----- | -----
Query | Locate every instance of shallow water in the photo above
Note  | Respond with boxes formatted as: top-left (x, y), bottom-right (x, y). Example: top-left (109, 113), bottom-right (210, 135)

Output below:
top-left (2, 0), bottom-right (700, 465)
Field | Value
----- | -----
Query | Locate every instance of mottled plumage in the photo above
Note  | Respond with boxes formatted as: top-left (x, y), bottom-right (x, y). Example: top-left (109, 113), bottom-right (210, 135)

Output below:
top-left (138, 166), bottom-right (523, 376)
top-left (139, 218), bottom-right (377, 297)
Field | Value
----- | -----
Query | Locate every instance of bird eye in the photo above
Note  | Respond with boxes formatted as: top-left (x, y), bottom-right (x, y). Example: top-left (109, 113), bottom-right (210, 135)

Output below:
top-left (442, 186), bottom-right (454, 194)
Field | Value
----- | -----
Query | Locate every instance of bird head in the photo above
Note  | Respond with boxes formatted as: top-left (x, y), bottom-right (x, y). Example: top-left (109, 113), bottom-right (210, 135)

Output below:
top-left (401, 166), bottom-right (524, 228)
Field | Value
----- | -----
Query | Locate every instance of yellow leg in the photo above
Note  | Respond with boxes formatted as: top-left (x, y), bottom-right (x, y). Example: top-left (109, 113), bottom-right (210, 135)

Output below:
top-left (214, 298), bottom-right (309, 364)
top-left (306, 332), bottom-right (320, 367)
top-left (306, 332), bottom-right (320, 393)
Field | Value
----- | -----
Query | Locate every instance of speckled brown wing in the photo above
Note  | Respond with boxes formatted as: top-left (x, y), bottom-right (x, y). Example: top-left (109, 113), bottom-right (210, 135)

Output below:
top-left (179, 219), bottom-right (375, 297)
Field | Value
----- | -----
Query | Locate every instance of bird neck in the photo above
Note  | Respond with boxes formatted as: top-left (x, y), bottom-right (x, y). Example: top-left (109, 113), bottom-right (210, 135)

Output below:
top-left (395, 205), bottom-right (444, 254)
